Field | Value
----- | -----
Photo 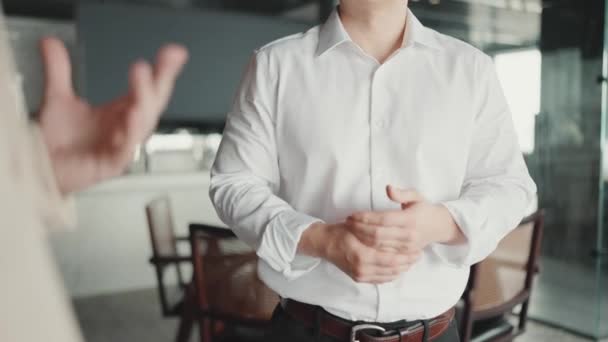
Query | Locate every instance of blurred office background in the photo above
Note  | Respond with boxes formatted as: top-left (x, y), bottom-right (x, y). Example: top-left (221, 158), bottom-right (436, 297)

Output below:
top-left (2, 0), bottom-right (608, 341)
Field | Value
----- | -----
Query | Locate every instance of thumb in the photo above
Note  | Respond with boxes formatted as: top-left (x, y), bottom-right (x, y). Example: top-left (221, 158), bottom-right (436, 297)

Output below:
top-left (386, 185), bottom-right (423, 209)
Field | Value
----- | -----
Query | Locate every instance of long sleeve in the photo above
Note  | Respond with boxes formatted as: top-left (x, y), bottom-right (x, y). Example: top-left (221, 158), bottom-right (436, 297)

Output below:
top-left (210, 50), bottom-right (323, 280)
top-left (28, 124), bottom-right (77, 231)
top-left (0, 12), bottom-right (75, 232)
top-left (0, 11), bottom-right (82, 342)
top-left (431, 54), bottom-right (537, 267)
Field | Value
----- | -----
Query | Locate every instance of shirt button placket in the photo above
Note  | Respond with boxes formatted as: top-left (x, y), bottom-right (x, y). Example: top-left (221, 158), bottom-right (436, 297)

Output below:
top-left (369, 66), bottom-right (387, 212)
top-left (369, 65), bottom-right (391, 322)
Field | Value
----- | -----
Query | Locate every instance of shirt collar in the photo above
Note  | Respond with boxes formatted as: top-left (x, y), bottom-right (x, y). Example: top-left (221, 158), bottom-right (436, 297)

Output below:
top-left (316, 7), bottom-right (442, 57)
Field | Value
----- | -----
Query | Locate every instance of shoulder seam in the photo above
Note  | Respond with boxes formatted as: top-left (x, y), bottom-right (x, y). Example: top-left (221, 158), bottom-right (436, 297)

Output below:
top-left (427, 27), bottom-right (487, 57)
top-left (255, 27), bottom-right (318, 53)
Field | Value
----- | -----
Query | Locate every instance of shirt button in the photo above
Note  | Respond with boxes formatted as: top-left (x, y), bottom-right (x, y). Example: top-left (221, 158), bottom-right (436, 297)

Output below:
top-left (374, 119), bottom-right (387, 129)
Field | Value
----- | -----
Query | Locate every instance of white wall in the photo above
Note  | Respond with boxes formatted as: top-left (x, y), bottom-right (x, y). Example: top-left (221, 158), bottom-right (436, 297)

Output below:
top-left (48, 172), bottom-right (224, 298)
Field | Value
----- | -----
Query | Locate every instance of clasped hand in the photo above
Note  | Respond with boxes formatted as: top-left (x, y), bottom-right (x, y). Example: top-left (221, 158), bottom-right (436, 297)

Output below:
top-left (305, 185), bottom-right (461, 284)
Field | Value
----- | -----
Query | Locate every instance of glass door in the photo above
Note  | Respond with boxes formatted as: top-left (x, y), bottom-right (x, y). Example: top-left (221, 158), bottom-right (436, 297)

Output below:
top-left (598, 0), bottom-right (608, 337)
top-left (523, 0), bottom-right (607, 339)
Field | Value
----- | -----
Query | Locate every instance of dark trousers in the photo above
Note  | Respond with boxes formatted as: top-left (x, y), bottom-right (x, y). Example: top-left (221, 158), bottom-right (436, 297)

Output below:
top-left (266, 304), bottom-right (461, 342)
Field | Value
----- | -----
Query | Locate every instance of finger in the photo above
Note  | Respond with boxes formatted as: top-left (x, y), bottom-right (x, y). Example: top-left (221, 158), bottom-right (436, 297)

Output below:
top-left (366, 266), bottom-right (407, 277)
top-left (379, 244), bottom-right (420, 254)
top-left (352, 265), bottom-right (412, 284)
top-left (40, 37), bottom-right (74, 99)
top-left (398, 249), bottom-right (422, 263)
top-left (379, 245), bottom-right (405, 253)
top-left (369, 250), bottom-right (419, 267)
top-left (127, 60), bottom-right (155, 142)
top-left (349, 210), bottom-right (408, 227)
top-left (351, 267), bottom-right (399, 282)
top-left (347, 219), bottom-right (410, 245)
top-left (153, 44), bottom-right (189, 104)
top-left (386, 185), bottom-right (423, 208)
top-left (131, 60), bottom-right (155, 104)
top-left (355, 275), bottom-right (399, 284)
top-left (373, 240), bottom-right (409, 251)
top-left (367, 275), bottom-right (406, 284)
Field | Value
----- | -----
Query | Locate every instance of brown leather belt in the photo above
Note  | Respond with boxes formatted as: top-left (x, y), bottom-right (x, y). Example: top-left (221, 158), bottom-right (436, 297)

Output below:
top-left (282, 299), bottom-right (455, 342)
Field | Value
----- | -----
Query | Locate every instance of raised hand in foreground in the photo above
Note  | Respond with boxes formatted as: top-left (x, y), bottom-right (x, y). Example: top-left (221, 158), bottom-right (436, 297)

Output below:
top-left (38, 37), bottom-right (188, 194)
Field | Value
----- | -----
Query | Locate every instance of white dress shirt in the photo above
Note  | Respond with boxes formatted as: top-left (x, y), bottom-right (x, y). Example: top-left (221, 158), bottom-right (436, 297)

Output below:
top-left (210, 8), bottom-right (537, 322)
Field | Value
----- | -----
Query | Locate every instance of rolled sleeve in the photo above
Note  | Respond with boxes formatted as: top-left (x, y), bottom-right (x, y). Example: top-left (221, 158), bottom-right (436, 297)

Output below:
top-left (431, 201), bottom-right (478, 268)
top-left (257, 211), bottom-right (323, 280)
top-left (210, 50), bottom-right (323, 281)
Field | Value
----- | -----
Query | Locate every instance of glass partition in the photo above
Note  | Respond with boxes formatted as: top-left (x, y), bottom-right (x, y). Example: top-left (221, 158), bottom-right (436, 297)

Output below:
top-left (413, 0), bottom-right (606, 339)
top-left (522, 1), bottom-right (606, 339)
top-left (598, 0), bottom-right (608, 337)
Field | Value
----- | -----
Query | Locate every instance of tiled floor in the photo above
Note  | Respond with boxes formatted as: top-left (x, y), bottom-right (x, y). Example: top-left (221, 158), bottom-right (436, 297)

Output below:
top-left (528, 256), bottom-right (608, 339)
top-left (513, 319), bottom-right (604, 342)
top-left (72, 288), bottom-right (606, 342)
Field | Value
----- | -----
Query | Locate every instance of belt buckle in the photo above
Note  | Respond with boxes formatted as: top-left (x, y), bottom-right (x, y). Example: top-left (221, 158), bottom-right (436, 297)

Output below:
top-left (350, 324), bottom-right (386, 342)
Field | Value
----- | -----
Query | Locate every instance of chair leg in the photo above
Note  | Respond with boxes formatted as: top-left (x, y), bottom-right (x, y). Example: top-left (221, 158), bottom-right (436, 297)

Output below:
top-left (198, 318), bottom-right (212, 342)
top-left (213, 321), bottom-right (225, 336)
top-left (177, 284), bottom-right (197, 342)
top-left (519, 301), bottom-right (530, 331)
top-left (176, 314), bottom-right (194, 342)
top-left (460, 308), bottom-right (474, 342)
top-left (496, 335), bottom-right (516, 342)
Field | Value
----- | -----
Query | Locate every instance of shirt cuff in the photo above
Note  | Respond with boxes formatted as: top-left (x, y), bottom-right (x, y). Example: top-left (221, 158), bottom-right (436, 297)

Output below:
top-left (256, 211), bottom-right (323, 281)
top-left (430, 200), bottom-right (480, 268)
top-left (30, 124), bottom-right (77, 231)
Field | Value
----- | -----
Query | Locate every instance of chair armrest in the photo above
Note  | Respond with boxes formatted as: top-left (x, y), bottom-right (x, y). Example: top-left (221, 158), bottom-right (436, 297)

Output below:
top-left (189, 223), bottom-right (237, 239)
top-left (519, 210), bottom-right (543, 226)
top-left (149, 255), bottom-right (192, 265)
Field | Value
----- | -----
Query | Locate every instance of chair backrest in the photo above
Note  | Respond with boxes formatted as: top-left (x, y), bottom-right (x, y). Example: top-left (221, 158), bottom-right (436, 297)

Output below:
top-left (460, 210), bottom-right (545, 341)
top-left (146, 195), bottom-right (186, 316)
top-left (146, 196), bottom-right (178, 257)
top-left (472, 218), bottom-right (535, 312)
top-left (189, 225), bottom-right (280, 324)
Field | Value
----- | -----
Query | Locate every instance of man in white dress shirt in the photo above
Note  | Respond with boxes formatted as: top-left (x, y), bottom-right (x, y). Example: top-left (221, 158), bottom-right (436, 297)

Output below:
top-left (210, 0), bottom-right (536, 341)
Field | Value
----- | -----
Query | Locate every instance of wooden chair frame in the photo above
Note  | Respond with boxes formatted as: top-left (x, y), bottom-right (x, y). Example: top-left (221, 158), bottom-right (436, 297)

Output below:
top-left (146, 197), bottom-right (196, 342)
top-left (189, 223), bottom-right (272, 342)
top-left (459, 210), bottom-right (545, 342)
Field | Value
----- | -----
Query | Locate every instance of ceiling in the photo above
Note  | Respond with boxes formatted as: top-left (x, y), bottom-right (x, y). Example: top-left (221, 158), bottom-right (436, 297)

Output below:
top-left (0, 0), bottom-right (563, 50)
top-left (0, 0), bottom-right (319, 19)
top-left (0, 0), bottom-right (559, 20)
